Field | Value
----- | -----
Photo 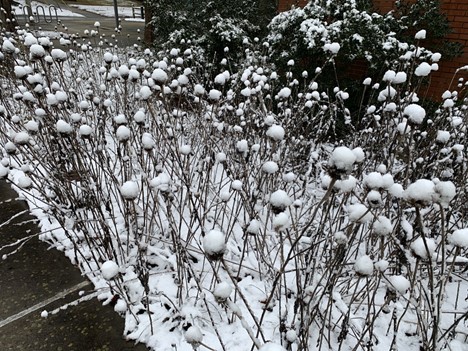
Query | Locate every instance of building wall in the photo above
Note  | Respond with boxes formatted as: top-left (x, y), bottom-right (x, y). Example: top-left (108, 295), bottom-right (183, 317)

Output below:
top-left (277, 0), bottom-right (468, 99)
top-left (277, 0), bottom-right (308, 12)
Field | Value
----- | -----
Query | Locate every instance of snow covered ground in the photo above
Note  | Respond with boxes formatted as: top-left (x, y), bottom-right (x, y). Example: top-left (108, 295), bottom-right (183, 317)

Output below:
top-left (13, 0), bottom-right (84, 17)
top-left (69, 4), bottom-right (143, 19)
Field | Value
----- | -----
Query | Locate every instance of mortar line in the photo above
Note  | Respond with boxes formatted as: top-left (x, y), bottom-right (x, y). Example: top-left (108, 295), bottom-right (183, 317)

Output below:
top-left (0, 280), bottom-right (91, 329)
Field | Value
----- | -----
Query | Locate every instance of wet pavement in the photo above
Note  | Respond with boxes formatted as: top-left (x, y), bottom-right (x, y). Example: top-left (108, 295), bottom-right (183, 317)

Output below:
top-left (13, 0), bottom-right (147, 47)
top-left (0, 181), bottom-right (149, 350)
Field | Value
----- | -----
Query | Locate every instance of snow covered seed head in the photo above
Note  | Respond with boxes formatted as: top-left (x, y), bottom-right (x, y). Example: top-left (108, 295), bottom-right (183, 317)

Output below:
top-left (185, 326), bottom-right (203, 348)
top-left (4, 141), bottom-right (17, 155)
top-left (262, 161), bottom-right (279, 174)
top-left (79, 125), bottom-right (93, 138)
top-left (328, 146), bottom-right (356, 177)
top-left (213, 281), bottom-right (233, 303)
top-left (203, 230), bottom-right (226, 261)
top-left (0, 164), bottom-right (8, 179)
top-left (433, 181), bottom-right (456, 206)
top-left (246, 219), bottom-right (261, 235)
top-left (404, 179), bottom-right (435, 206)
top-left (14, 132), bottom-right (30, 146)
top-left (354, 255), bottom-right (374, 276)
top-left (151, 68), bottom-right (168, 84)
top-left (116, 125), bottom-right (131, 142)
top-left (258, 342), bottom-right (288, 351)
top-left (120, 181), bottom-right (139, 200)
top-left (18, 176), bottom-right (32, 189)
top-left (348, 204), bottom-right (372, 223)
top-left (411, 237), bottom-right (436, 260)
top-left (269, 190), bottom-right (292, 214)
top-left (404, 104), bottom-right (426, 124)
top-left (273, 212), bottom-right (290, 232)
top-left (387, 275), bottom-right (410, 295)
top-left (266, 124), bottom-right (285, 141)
top-left (29, 44), bottom-right (46, 60)
top-left (363, 172), bottom-right (383, 190)
top-left (449, 229), bottom-right (468, 248)
top-left (101, 260), bottom-right (119, 280)
top-left (142, 133), bottom-right (155, 151)
top-left (373, 216), bottom-right (393, 236)
top-left (366, 190), bottom-right (382, 208)
top-left (56, 120), bottom-right (73, 135)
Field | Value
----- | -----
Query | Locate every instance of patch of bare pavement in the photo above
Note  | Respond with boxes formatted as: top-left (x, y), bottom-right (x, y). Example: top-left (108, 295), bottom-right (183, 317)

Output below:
top-left (0, 186), bottom-right (149, 348)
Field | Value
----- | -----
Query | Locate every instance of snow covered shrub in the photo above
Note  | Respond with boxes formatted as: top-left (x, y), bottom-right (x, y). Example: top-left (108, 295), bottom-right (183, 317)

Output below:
top-left (0, 22), bottom-right (467, 351)
top-left (145, 0), bottom-right (276, 61)
top-left (267, 0), bottom-right (461, 105)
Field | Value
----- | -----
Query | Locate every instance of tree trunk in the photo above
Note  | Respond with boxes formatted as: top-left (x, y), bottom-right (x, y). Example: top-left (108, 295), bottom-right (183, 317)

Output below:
top-left (144, 3), bottom-right (154, 45)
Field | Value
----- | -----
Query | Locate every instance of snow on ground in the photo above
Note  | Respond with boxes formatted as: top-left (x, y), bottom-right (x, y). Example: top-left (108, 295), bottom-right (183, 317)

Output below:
top-left (13, 0), bottom-right (84, 17)
top-left (69, 5), bottom-right (142, 19)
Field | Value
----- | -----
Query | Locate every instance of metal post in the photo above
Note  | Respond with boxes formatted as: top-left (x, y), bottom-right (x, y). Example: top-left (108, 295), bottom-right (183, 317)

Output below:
top-left (25, 0), bottom-right (33, 17)
top-left (113, 0), bottom-right (119, 29)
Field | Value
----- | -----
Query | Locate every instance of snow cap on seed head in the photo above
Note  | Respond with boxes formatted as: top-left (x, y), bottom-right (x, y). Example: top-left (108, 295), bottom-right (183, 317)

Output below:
top-left (185, 326), bottom-right (203, 347)
top-left (270, 189), bottom-right (292, 213)
top-left (404, 179), bottom-right (435, 206)
top-left (259, 342), bottom-right (287, 351)
top-left (449, 229), bottom-right (468, 248)
top-left (328, 146), bottom-right (356, 176)
top-left (203, 230), bottom-right (226, 261)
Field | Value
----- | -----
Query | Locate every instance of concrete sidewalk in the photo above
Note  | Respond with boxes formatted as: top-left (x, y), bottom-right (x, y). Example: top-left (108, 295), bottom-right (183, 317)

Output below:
top-left (14, 0), bottom-right (146, 47)
top-left (0, 181), bottom-right (149, 350)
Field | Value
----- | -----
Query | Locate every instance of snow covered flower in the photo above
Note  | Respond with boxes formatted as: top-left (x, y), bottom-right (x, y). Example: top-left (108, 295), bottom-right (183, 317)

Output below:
top-left (270, 190), bottom-right (292, 213)
top-left (387, 275), bottom-right (410, 295)
top-left (29, 44), bottom-right (46, 60)
top-left (449, 229), bottom-right (468, 248)
top-left (120, 181), bottom-right (139, 200)
top-left (373, 216), bottom-right (393, 236)
top-left (414, 62), bottom-right (432, 77)
top-left (411, 237), bottom-right (436, 260)
top-left (13, 131), bottom-right (30, 146)
top-left (266, 124), bottom-right (285, 141)
top-left (354, 255), bottom-right (374, 276)
top-left (273, 212), bottom-right (290, 232)
top-left (101, 260), bottom-right (119, 280)
top-left (185, 326), bottom-right (203, 348)
top-left (203, 230), bottom-right (226, 261)
top-left (404, 179), bottom-right (435, 206)
top-left (259, 342), bottom-right (287, 351)
top-left (328, 146), bottom-right (356, 176)
top-left (262, 161), bottom-right (279, 174)
top-left (213, 282), bottom-right (233, 303)
top-left (404, 104), bottom-right (426, 124)
top-left (0, 164), bottom-right (8, 178)
top-left (432, 180), bottom-right (456, 206)
top-left (116, 125), bottom-right (131, 142)
top-left (56, 120), bottom-right (73, 135)
top-left (348, 203), bottom-right (372, 223)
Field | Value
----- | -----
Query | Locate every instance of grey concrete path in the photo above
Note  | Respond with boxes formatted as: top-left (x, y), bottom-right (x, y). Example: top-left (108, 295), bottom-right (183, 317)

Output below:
top-left (14, 0), bottom-right (146, 47)
top-left (0, 181), bottom-right (148, 350)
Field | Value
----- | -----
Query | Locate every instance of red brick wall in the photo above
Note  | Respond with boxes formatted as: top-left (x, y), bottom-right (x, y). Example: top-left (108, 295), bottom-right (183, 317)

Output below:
top-left (373, 0), bottom-right (468, 99)
top-left (277, 0), bottom-right (468, 99)
top-left (278, 0), bottom-right (308, 12)
top-left (429, 0), bottom-right (468, 98)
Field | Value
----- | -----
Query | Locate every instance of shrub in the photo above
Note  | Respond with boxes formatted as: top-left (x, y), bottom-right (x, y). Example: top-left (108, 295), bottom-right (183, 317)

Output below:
top-left (1, 21), bottom-right (467, 351)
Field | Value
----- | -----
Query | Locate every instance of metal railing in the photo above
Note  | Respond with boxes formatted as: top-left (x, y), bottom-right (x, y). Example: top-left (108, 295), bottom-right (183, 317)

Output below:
top-left (131, 6), bottom-right (144, 19)
top-left (19, 4), bottom-right (59, 24)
